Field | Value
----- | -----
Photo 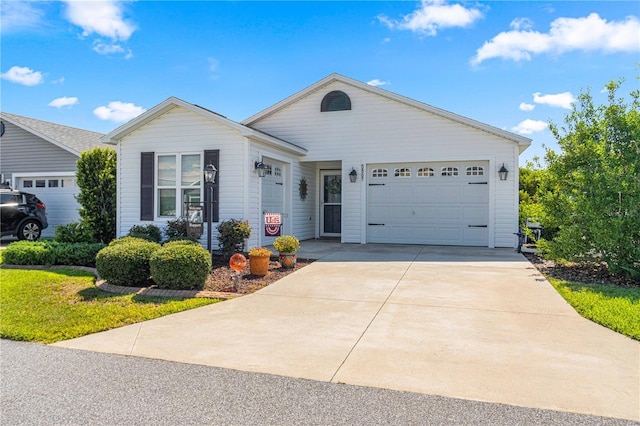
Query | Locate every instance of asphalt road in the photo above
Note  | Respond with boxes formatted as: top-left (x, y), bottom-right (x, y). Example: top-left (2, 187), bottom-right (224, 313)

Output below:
top-left (1, 340), bottom-right (634, 425)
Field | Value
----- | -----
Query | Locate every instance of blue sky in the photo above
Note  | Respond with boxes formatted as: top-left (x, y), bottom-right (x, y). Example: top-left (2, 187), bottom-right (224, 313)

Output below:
top-left (1, 1), bottom-right (638, 163)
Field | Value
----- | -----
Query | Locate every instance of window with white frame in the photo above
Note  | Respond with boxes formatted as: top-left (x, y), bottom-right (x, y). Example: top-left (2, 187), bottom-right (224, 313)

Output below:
top-left (157, 153), bottom-right (201, 217)
top-left (441, 166), bottom-right (459, 177)
top-left (394, 167), bottom-right (411, 178)
top-left (466, 166), bottom-right (484, 176)
top-left (274, 167), bottom-right (282, 177)
top-left (371, 168), bottom-right (388, 178)
top-left (417, 167), bottom-right (434, 177)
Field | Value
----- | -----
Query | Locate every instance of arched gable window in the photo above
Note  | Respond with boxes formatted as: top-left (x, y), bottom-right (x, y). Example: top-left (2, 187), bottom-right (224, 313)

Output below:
top-left (321, 91), bottom-right (351, 112)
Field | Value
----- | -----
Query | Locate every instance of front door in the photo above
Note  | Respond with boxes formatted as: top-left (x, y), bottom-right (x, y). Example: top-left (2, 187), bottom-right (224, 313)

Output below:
top-left (261, 159), bottom-right (285, 246)
top-left (320, 170), bottom-right (341, 237)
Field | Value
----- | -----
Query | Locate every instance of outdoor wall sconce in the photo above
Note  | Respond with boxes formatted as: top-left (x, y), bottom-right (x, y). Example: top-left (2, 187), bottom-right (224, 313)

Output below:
top-left (498, 164), bottom-right (509, 181)
top-left (254, 161), bottom-right (267, 178)
top-left (203, 162), bottom-right (218, 262)
top-left (349, 168), bottom-right (358, 183)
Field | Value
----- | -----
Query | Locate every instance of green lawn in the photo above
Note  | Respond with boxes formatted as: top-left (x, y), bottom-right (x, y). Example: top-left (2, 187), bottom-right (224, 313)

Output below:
top-left (548, 277), bottom-right (640, 340)
top-left (0, 268), bottom-right (217, 343)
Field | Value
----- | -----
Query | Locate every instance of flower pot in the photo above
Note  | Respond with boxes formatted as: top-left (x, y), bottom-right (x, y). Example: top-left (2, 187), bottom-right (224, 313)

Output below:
top-left (279, 252), bottom-right (297, 268)
top-left (249, 255), bottom-right (270, 276)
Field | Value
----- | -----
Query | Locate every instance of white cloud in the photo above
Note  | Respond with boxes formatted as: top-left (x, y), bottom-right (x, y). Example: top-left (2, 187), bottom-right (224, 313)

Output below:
top-left (472, 13), bottom-right (640, 65)
top-left (208, 57), bottom-right (220, 72)
top-left (64, 1), bottom-right (136, 41)
top-left (512, 119), bottom-right (548, 135)
top-left (0, 0), bottom-right (45, 33)
top-left (533, 91), bottom-right (576, 109)
top-left (367, 79), bottom-right (389, 87)
top-left (378, 0), bottom-right (483, 36)
top-left (519, 102), bottom-right (535, 111)
top-left (1, 66), bottom-right (44, 86)
top-left (51, 77), bottom-right (66, 84)
top-left (93, 101), bottom-right (146, 122)
top-left (92, 40), bottom-right (132, 58)
top-left (49, 97), bottom-right (79, 108)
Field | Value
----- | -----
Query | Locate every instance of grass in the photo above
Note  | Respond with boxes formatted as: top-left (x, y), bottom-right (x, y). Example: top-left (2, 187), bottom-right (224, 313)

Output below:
top-left (548, 277), bottom-right (640, 340)
top-left (0, 268), bottom-right (217, 344)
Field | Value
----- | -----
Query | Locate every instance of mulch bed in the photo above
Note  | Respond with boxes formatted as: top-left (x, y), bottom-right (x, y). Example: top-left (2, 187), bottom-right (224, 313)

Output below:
top-left (523, 252), bottom-right (639, 288)
top-left (204, 256), bottom-right (313, 294)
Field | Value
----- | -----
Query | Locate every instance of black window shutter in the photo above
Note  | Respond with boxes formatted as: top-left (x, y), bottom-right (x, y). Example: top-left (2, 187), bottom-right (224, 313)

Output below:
top-left (140, 152), bottom-right (154, 220)
top-left (203, 150), bottom-right (219, 223)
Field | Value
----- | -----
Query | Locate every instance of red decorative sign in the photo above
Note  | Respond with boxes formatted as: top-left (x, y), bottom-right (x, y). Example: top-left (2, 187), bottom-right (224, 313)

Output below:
top-left (264, 213), bottom-right (282, 236)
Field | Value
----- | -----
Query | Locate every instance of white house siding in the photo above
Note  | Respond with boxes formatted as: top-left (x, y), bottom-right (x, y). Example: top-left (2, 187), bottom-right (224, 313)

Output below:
top-left (249, 81), bottom-right (521, 247)
top-left (116, 106), bottom-right (248, 245)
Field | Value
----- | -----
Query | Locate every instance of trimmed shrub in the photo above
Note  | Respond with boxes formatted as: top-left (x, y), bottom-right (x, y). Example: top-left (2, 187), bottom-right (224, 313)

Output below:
top-left (54, 243), bottom-right (106, 267)
top-left (127, 224), bottom-right (162, 243)
top-left (96, 238), bottom-right (161, 286)
top-left (164, 217), bottom-right (201, 242)
top-left (217, 219), bottom-right (251, 257)
top-left (162, 239), bottom-right (199, 248)
top-left (2, 241), bottom-right (56, 266)
top-left (55, 222), bottom-right (94, 243)
top-left (2, 241), bottom-right (105, 267)
top-left (150, 244), bottom-right (211, 290)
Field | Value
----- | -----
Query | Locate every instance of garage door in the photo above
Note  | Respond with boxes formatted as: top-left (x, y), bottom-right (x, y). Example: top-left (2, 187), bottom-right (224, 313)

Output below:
top-left (367, 161), bottom-right (489, 246)
top-left (16, 176), bottom-right (79, 238)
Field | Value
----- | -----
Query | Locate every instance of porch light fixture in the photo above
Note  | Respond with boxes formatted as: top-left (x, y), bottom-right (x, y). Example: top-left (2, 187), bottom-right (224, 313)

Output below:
top-left (204, 163), bottom-right (217, 184)
top-left (254, 161), bottom-right (267, 178)
top-left (498, 164), bottom-right (509, 181)
top-left (349, 168), bottom-right (358, 183)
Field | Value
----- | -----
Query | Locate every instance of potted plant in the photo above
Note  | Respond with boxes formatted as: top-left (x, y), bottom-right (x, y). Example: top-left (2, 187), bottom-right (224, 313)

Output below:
top-left (248, 246), bottom-right (272, 276)
top-left (273, 235), bottom-right (300, 268)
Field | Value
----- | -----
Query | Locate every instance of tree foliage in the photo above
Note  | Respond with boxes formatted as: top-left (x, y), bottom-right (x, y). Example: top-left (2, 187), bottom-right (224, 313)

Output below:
top-left (75, 147), bottom-right (117, 243)
top-left (539, 79), bottom-right (640, 278)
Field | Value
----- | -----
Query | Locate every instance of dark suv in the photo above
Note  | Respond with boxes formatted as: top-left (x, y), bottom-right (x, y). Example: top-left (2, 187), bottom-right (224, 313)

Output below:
top-left (0, 189), bottom-right (48, 241)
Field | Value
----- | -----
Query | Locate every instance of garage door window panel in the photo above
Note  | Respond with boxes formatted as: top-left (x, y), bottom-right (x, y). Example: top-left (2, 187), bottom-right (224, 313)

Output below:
top-left (441, 167), bottom-right (459, 177)
top-left (394, 168), bottom-right (411, 178)
top-left (372, 168), bottom-right (388, 178)
top-left (466, 166), bottom-right (484, 176)
top-left (417, 167), bottom-right (434, 177)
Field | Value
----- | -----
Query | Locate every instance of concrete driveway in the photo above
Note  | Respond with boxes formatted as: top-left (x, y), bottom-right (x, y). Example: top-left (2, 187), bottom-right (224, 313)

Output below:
top-left (54, 243), bottom-right (639, 421)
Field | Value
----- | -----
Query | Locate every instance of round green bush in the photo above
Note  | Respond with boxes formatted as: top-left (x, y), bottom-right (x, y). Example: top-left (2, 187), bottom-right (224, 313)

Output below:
top-left (127, 224), bottom-right (163, 243)
top-left (150, 244), bottom-right (211, 290)
top-left (96, 238), bottom-right (161, 286)
top-left (162, 239), bottom-right (199, 248)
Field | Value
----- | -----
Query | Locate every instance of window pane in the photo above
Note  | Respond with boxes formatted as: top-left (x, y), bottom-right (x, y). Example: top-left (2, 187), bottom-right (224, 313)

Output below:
top-left (35, 180), bottom-right (45, 187)
top-left (158, 155), bottom-right (176, 186)
top-left (181, 154), bottom-right (201, 186)
top-left (158, 189), bottom-right (176, 216)
top-left (23, 180), bottom-right (32, 188)
top-left (48, 180), bottom-right (59, 187)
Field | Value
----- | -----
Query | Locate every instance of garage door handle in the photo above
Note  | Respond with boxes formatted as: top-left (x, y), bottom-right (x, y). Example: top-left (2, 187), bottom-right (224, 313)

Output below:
top-left (468, 225), bottom-right (487, 228)
top-left (468, 182), bottom-right (488, 185)
top-left (368, 223), bottom-right (385, 226)
top-left (368, 183), bottom-right (385, 186)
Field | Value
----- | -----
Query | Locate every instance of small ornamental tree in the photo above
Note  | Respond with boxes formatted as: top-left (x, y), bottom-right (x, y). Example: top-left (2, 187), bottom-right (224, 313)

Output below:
top-left (75, 147), bottom-right (117, 243)
top-left (539, 78), bottom-right (640, 279)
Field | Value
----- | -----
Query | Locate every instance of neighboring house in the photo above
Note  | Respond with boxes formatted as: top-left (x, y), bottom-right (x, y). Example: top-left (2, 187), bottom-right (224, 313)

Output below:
top-left (103, 73), bottom-right (531, 249)
top-left (0, 112), bottom-right (105, 238)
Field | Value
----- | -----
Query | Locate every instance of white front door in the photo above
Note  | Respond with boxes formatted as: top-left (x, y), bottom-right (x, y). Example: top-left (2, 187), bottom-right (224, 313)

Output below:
top-left (320, 170), bottom-right (341, 237)
top-left (261, 159), bottom-right (285, 246)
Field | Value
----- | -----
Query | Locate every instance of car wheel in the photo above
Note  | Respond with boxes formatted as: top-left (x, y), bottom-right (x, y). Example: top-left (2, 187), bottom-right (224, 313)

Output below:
top-left (17, 220), bottom-right (42, 241)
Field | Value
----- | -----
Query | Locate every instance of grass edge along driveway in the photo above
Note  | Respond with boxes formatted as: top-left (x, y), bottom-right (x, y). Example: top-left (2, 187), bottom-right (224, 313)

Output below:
top-left (0, 268), bottom-right (217, 344)
top-left (547, 276), bottom-right (640, 341)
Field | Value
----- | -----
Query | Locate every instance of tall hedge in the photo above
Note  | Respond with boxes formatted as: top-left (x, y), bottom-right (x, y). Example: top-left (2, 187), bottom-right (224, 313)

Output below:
top-left (76, 147), bottom-right (117, 243)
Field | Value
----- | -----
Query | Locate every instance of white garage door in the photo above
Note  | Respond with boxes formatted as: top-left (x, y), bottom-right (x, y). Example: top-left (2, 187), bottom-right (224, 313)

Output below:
top-left (16, 175), bottom-right (80, 238)
top-left (367, 161), bottom-right (489, 246)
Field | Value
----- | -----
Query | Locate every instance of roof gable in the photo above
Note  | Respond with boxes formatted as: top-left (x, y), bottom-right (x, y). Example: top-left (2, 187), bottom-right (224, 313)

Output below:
top-left (242, 73), bottom-right (531, 152)
top-left (0, 112), bottom-right (105, 156)
top-left (102, 97), bottom-right (307, 155)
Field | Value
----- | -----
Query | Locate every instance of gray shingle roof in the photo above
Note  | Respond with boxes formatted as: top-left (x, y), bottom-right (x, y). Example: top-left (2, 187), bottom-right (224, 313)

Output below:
top-left (1, 112), bottom-right (105, 155)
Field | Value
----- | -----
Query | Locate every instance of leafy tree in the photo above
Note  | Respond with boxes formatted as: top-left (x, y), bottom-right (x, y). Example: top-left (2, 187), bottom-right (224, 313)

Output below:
top-left (539, 78), bottom-right (639, 279)
top-left (75, 147), bottom-right (117, 243)
top-left (518, 162), bottom-right (547, 227)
